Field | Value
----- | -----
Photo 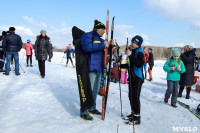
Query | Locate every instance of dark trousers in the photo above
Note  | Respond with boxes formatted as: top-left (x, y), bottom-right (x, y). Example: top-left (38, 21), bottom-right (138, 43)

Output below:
top-left (129, 77), bottom-right (143, 115)
top-left (67, 57), bottom-right (73, 64)
top-left (38, 60), bottom-right (45, 76)
top-left (27, 55), bottom-right (32, 65)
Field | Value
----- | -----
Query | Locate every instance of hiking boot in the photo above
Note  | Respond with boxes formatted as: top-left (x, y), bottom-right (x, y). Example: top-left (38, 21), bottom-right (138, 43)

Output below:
top-left (164, 98), bottom-right (168, 103)
top-left (171, 104), bottom-right (177, 108)
top-left (89, 109), bottom-right (101, 115)
top-left (80, 113), bottom-right (93, 120)
top-left (3, 72), bottom-right (9, 76)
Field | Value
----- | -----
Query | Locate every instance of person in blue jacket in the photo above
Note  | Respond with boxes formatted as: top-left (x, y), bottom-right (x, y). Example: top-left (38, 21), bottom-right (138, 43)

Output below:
top-left (64, 47), bottom-right (75, 67)
top-left (80, 19), bottom-right (114, 120)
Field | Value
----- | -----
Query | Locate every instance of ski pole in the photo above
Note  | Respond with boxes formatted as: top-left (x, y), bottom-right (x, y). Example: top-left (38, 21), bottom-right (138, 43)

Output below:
top-left (19, 64), bottom-right (25, 73)
top-left (126, 38), bottom-right (135, 133)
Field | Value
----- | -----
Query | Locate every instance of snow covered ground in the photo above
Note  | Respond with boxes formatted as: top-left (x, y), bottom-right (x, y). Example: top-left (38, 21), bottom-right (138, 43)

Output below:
top-left (0, 50), bottom-right (199, 133)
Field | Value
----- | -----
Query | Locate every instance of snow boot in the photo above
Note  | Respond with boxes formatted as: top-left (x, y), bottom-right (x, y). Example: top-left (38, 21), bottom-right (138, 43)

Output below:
top-left (164, 98), bottom-right (168, 103)
top-left (65, 64), bottom-right (68, 67)
top-left (30, 64), bottom-right (33, 67)
top-left (72, 64), bottom-right (75, 67)
top-left (178, 86), bottom-right (184, 97)
top-left (148, 78), bottom-right (152, 81)
top-left (171, 104), bottom-right (177, 108)
top-left (27, 64), bottom-right (29, 67)
top-left (16, 73), bottom-right (21, 76)
top-left (89, 109), bottom-right (101, 115)
top-left (185, 87), bottom-right (191, 99)
top-left (80, 113), bottom-right (93, 120)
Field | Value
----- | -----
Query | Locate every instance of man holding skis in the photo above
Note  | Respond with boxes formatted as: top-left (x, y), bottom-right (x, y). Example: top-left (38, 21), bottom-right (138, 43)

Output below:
top-left (80, 20), bottom-right (114, 120)
top-left (122, 35), bottom-right (144, 125)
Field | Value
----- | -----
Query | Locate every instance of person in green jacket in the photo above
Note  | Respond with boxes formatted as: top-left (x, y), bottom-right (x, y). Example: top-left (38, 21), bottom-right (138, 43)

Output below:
top-left (163, 48), bottom-right (186, 108)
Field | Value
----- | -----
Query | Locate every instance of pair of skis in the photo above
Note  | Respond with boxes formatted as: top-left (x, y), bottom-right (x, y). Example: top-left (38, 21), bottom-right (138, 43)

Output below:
top-left (101, 10), bottom-right (115, 120)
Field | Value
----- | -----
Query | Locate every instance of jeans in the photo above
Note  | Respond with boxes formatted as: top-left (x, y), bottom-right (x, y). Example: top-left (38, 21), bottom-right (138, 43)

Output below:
top-left (165, 80), bottom-right (179, 104)
top-left (80, 71), bottom-right (102, 115)
top-left (5, 52), bottom-right (19, 75)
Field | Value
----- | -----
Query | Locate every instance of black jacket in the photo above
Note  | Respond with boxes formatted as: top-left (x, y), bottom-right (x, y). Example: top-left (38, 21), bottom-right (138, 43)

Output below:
top-left (180, 50), bottom-right (196, 86)
top-left (2, 32), bottom-right (22, 52)
top-left (148, 52), bottom-right (154, 66)
top-left (35, 35), bottom-right (50, 61)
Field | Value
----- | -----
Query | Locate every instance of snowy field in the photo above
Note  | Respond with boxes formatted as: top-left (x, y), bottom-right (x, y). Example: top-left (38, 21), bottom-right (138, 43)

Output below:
top-left (0, 50), bottom-right (199, 133)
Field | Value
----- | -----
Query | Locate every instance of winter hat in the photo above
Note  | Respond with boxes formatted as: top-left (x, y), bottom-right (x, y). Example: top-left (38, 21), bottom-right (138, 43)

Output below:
top-left (172, 48), bottom-right (180, 56)
top-left (184, 45), bottom-right (193, 52)
top-left (40, 30), bottom-right (46, 34)
top-left (9, 27), bottom-right (15, 32)
top-left (2, 31), bottom-right (7, 36)
top-left (143, 47), bottom-right (147, 51)
top-left (94, 20), bottom-right (105, 29)
top-left (131, 35), bottom-right (143, 47)
top-left (27, 39), bottom-right (31, 43)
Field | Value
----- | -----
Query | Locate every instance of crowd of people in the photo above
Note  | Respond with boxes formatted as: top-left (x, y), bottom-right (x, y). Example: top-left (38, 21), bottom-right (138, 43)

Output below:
top-left (0, 22), bottom-right (199, 126)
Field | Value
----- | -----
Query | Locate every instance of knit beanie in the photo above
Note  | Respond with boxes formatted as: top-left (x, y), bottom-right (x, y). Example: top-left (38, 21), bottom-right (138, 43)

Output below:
top-left (94, 20), bottom-right (105, 29)
top-left (184, 45), bottom-right (193, 52)
top-left (172, 48), bottom-right (180, 56)
top-left (131, 35), bottom-right (143, 47)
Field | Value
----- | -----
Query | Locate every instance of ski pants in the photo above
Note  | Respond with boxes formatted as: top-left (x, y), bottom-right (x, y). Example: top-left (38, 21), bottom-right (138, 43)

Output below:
top-left (148, 65), bottom-right (153, 78)
top-left (66, 57), bottom-right (73, 64)
top-left (129, 78), bottom-right (143, 115)
top-left (165, 80), bottom-right (179, 104)
top-left (38, 60), bottom-right (45, 76)
top-left (27, 55), bottom-right (32, 65)
top-left (80, 71), bottom-right (102, 115)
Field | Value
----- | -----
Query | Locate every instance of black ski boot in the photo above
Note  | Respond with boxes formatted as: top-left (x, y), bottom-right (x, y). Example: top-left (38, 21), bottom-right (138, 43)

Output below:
top-left (178, 86), bottom-right (184, 97)
top-left (80, 113), bottom-right (93, 120)
top-left (89, 109), bottom-right (101, 115)
top-left (186, 87), bottom-right (191, 99)
top-left (127, 114), bottom-right (141, 125)
top-left (123, 114), bottom-right (133, 120)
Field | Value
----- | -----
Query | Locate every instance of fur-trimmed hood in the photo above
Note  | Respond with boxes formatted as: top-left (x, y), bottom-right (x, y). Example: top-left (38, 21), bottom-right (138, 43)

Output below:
top-left (36, 35), bottom-right (50, 40)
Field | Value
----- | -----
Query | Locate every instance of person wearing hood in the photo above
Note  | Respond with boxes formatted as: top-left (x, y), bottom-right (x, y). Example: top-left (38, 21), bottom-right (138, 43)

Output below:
top-left (178, 45), bottom-right (196, 99)
top-left (34, 30), bottom-right (50, 78)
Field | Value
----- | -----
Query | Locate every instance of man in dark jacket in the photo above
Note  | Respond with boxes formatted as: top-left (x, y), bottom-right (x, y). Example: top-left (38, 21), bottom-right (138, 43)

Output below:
top-left (0, 31), bottom-right (7, 72)
top-left (122, 35), bottom-right (144, 125)
top-left (80, 20), bottom-right (114, 120)
top-left (178, 45), bottom-right (196, 99)
top-left (2, 27), bottom-right (22, 75)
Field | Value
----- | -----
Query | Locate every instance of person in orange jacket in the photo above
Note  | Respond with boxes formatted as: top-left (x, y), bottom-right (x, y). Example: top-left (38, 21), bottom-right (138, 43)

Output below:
top-left (143, 47), bottom-right (149, 79)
